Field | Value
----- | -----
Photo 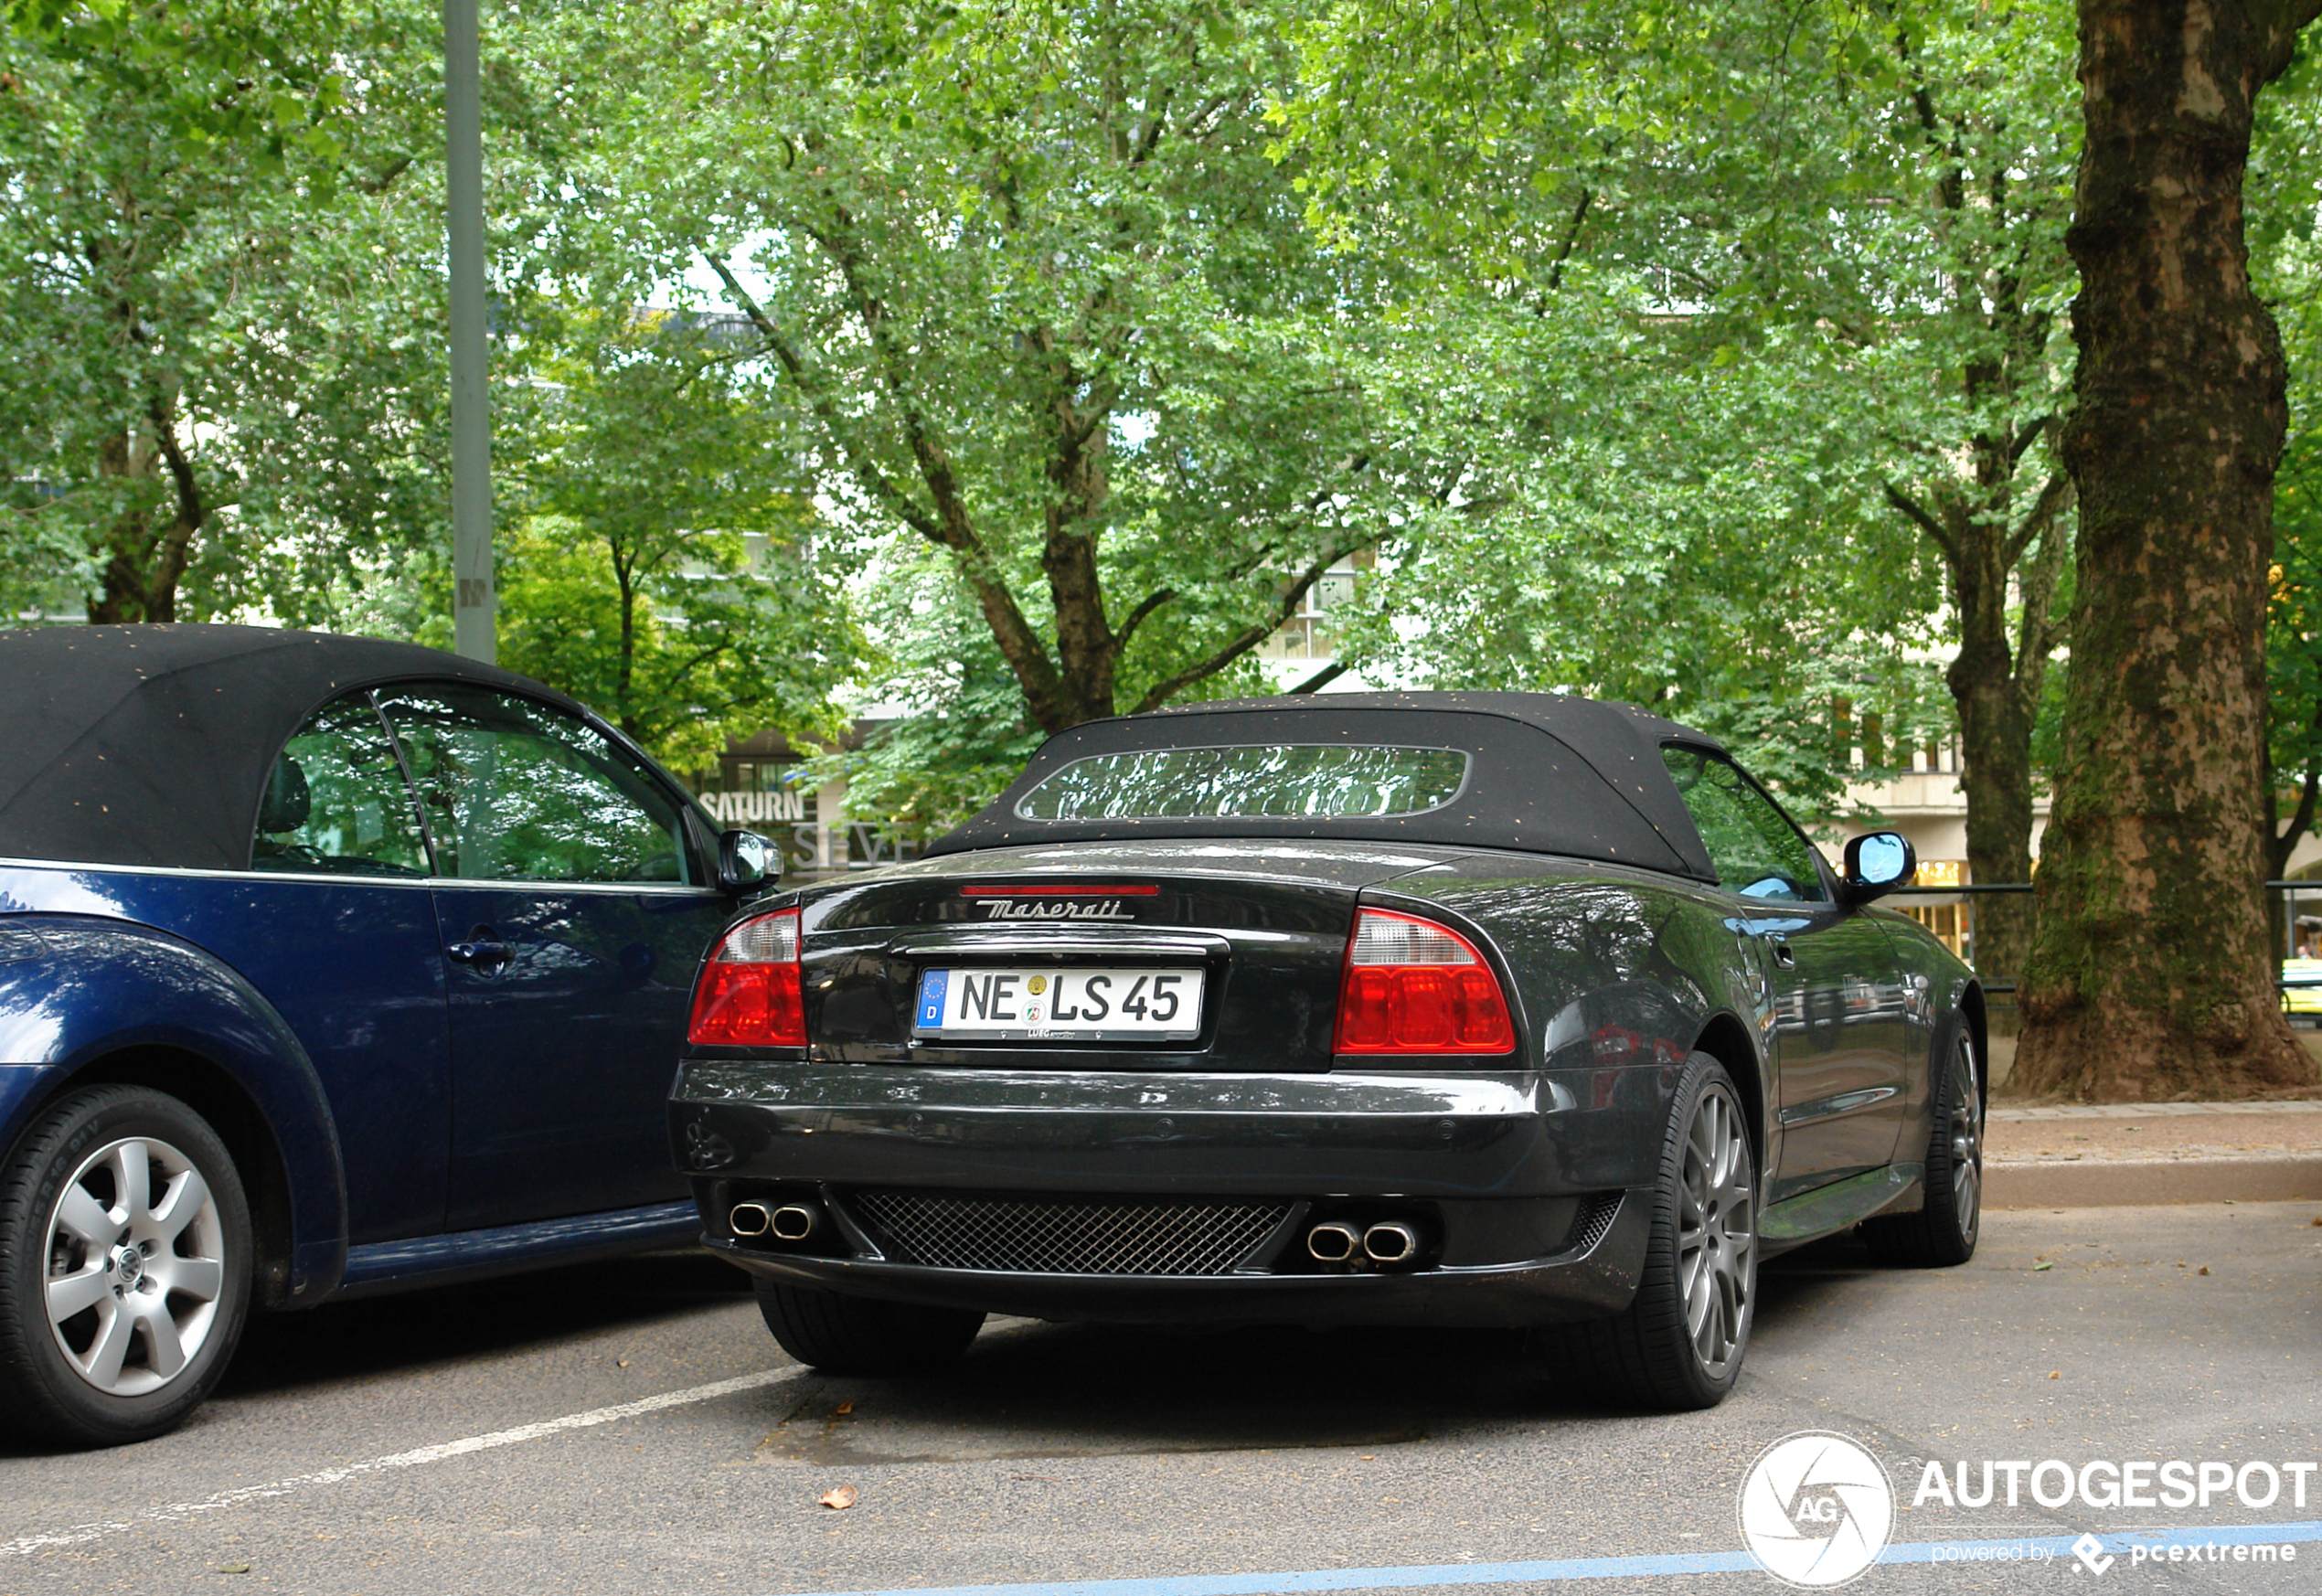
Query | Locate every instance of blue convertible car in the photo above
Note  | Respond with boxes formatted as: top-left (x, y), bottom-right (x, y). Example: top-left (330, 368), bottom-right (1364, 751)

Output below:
top-left (0, 625), bottom-right (773, 1445)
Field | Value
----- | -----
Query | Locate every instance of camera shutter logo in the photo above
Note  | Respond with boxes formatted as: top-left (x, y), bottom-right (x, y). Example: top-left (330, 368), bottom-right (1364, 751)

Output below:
top-left (1737, 1431), bottom-right (1896, 1587)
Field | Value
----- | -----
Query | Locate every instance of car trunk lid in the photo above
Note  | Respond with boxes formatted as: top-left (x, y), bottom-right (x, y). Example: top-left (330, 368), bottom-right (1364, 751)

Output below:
top-left (796, 841), bottom-right (1470, 1071)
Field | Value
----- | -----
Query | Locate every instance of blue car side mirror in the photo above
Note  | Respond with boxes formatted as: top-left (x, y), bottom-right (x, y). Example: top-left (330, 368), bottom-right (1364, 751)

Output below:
top-left (718, 829), bottom-right (779, 894)
top-left (1840, 831), bottom-right (1916, 905)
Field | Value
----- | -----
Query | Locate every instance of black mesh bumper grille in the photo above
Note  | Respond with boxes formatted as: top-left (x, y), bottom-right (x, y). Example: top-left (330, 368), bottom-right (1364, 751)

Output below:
top-left (850, 1191), bottom-right (1292, 1276)
top-left (1570, 1193), bottom-right (1623, 1255)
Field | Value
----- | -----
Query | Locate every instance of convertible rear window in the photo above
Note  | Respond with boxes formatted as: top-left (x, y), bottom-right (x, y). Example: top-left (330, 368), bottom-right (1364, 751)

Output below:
top-left (1016, 744), bottom-right (1471, 821)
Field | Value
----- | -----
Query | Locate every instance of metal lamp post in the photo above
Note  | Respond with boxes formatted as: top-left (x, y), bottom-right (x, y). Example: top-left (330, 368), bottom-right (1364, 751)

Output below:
top-left (445, 0), bottom-right (495, 663)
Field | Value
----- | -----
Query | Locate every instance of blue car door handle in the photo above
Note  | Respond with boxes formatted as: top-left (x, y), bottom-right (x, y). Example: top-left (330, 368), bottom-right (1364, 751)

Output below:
top-left (446, 932), bottom-right (513, 973)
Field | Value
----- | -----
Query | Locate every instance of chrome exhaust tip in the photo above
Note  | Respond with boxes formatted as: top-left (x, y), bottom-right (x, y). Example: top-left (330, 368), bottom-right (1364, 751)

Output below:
top-left (770, 1204), bottom-right (818, 1241)
top-left (729, 1201), bottom-right (774, 1238)
top-left (1363, 1221), bottom-right (1420, 1266)
top-left (1306, 1221), bottom-right (1362, 1263)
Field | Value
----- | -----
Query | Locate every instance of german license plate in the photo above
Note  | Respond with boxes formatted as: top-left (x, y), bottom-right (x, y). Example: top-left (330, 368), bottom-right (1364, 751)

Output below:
top-left (912, 966), bottom-right (1205, 1041)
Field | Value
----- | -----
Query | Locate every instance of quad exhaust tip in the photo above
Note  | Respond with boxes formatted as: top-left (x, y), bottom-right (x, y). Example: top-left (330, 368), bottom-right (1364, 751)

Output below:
top-left (730, 1201), bottom-right (772, 1237)
top-left (1305, 1221), bottom-right (1361, 1263)
top-left (1362, 1221), bottom-right (1420, 1265)
top-left (730, 1201), bottom-right (819, 1241)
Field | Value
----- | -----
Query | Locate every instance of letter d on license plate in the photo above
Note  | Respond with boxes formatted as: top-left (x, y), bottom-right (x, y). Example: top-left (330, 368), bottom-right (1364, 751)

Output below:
top-left (912, 966), bottom-right (1205, 1041)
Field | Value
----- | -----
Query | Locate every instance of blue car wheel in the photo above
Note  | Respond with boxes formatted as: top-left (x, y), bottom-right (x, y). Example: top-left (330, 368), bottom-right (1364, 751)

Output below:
top-left (0, 1086), bottom-right (254, 1448)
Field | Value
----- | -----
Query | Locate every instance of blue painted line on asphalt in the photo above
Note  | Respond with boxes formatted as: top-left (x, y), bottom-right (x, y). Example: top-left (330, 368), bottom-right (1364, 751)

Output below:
top-left (772, 1520), bottom-right (2322, 1596)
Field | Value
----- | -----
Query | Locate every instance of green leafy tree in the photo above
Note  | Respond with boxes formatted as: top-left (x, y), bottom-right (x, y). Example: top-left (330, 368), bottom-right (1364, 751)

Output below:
top-left (2255, 49), bottom-right (2322, 880)
top-left (0, 0), bottom-right (453, 623)
top-left (569, 0), bottom-right (1459, 741)
top-left (1280, 0), bottom-right (2081, 927)
top-left (493, 309), bottom-right (861, 771)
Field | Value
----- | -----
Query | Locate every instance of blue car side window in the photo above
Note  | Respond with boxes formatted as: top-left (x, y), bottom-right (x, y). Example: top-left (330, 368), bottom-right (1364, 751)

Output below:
top-left (375, 685), bottom-right (693, 885)
top-left (1659, 746), bottom-right (1829, 904)
top-left (251, 694), bottom-right (432, 876)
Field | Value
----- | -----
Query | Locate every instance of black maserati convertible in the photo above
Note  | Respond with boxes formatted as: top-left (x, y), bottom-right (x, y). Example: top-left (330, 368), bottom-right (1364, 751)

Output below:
top-left (668, 693), bottom-right (1983, 1410)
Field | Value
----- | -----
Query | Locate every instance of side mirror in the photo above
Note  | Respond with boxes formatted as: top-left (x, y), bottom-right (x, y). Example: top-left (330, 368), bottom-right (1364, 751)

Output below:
top-left (1840, 831), bottom-right (1916, 905)
top-left (717, 829), bottom-right (778, 895)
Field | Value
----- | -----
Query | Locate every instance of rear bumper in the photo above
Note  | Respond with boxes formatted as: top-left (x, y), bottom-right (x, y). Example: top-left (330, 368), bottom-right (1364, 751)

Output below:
top-left (669, 1059), bottom-right (1673, 1325)
top-left (698, 1197), bottom-right (1649, 1327)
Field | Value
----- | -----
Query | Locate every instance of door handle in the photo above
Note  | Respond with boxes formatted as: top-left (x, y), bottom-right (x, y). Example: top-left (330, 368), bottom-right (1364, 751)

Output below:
top-left (446, 934), bottom-right (513, 972)
top-left (1767, 936), bottom-right (1797, 970)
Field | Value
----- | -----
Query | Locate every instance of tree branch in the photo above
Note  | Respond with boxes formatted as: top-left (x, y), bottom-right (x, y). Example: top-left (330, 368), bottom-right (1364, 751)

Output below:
top-left (1129, 543), bottom-right (1366, 714)
top-left (1288, 661), bottom-right (1348, 694)
top-left (145, 396), bottom-right (203, 614)
top-left (1112, 587), bottom-right (1177, 653)
top-left (1545, 187), bottom-right (1593, 293)
top-left (702, 254), bottom-right (943, 542)
top-left (2004, 467), bottom-right (2073, 571)
top-left (2009, 412), bottom-right (2054, 466)
top-left (1881, 480), bottom-right (1964, 568)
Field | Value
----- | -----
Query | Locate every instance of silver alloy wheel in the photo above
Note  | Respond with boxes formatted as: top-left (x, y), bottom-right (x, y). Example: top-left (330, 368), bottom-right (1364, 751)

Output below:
top-left (1677, 1084), bottom-right (1755, 1378)
top-left (1948, 1039), bottom-right (1983, 1242)
top-left (43, 1136), bottom-right (228, 1398)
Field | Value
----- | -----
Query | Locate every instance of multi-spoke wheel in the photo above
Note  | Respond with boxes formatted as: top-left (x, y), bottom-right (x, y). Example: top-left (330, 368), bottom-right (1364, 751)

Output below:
top-left (0, 1086), bottom-right (251, 1447)
top-left (1674, 1077), bottom-right (1756, 1380)
top-left (1862, 1029), bottom-right (1982, 1267)
top-left (1531, 1052), bottom-right (1759, 1410)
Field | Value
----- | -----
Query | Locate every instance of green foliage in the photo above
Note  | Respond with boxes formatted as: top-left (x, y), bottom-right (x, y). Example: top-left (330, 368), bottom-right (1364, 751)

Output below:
top-left (2254, 41), bottom-right (2322, 851)
top-left (492, 306), bottom-right (861, 771)
top-left (1273, 0), bottom-right (2078, 826)
top-left (562, 0), bottom-right (1456, 748)
top-left (5, 0), bottom-right (352, 169)
top-left (0, 0), bottom-right (454, 623)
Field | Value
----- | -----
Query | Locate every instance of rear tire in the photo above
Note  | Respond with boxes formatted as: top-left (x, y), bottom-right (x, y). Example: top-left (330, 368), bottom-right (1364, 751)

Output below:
top-left (1530, 1052), bottom-right (1757, 1410)
top-left (0, 1086), bottom-right (253, 1448)
top-left (1861, 1029), bottom-right (1981, 1267)
top-left (754, 1280), bottom-right (984, 1376)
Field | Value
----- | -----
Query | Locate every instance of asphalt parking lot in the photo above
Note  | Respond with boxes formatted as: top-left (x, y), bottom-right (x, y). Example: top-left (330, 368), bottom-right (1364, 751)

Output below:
top-left (3, 1203), bottom-right (2317, 1596)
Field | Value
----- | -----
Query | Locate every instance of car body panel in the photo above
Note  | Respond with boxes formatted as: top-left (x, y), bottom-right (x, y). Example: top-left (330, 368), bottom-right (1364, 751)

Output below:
top-left (430, 878), bottom-right (730, 1229)
top-left (0, 889), bottom-right (356, 1302)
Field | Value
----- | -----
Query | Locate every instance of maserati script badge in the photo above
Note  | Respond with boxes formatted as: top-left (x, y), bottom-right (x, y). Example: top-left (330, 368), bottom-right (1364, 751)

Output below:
top-left (978, 899), bottom-right (1135, 920)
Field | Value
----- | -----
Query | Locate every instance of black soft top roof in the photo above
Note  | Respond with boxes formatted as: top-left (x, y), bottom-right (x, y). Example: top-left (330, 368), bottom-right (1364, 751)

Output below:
top-left (932, 692), bottom-right (1726, 880)
top-left (0, 623), bottom-right (591, 871)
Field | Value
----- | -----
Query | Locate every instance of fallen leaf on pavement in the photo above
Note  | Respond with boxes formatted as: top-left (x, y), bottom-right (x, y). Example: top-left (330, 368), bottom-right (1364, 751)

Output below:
top-left (834, 1400), bottom-right (854, 1415)
top-left (819, 1485), bottom-right (858, 1510)
top-left (2198, 1265), bottom-right (2210, 1275)
top-left (2048, 1371), bottom-right (2060, 1380)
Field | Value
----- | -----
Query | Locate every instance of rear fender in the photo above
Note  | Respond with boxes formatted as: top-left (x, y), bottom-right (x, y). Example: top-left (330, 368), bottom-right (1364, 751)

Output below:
top-left (0, 915), bottom-right (347, 1305)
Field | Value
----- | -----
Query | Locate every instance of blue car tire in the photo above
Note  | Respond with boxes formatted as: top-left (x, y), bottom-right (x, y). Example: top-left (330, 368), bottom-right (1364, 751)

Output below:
top-left (0, 1086), bottom-right (254, 1448)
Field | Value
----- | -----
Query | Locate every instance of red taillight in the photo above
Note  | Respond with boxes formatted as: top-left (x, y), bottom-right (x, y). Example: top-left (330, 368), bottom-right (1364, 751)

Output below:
top-left (687, 909), bottom-right (805, 1047)
top-left (1332, 908), bottom-right (1516, 1055)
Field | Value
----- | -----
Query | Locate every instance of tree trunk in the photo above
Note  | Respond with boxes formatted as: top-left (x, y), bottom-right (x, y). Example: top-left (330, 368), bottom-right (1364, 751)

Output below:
top-left (1885, 464), bottom-right (2069, 1005)
top-left (84, 399), bottom-right (203, 624)
top-left (2014, 0), bottom-right (2321, 1101)
top-left (1949, 587), bottom-right (2040, 989)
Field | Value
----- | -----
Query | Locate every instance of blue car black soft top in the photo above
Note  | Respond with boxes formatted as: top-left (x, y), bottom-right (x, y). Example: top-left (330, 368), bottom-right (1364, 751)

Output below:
top-left (0, 623), bottom-right (583, 873)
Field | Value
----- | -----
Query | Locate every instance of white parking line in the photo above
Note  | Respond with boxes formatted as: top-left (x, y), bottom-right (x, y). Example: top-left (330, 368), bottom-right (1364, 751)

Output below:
top-left (1, 1366), bottom-right (795, 1559)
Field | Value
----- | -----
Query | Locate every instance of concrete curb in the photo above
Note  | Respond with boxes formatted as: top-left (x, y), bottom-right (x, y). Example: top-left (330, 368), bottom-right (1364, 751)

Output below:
top-left (1986, 1154), bottom-right (2322, 1208)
